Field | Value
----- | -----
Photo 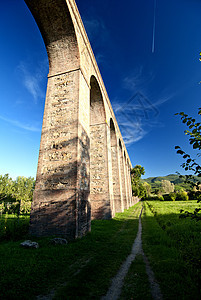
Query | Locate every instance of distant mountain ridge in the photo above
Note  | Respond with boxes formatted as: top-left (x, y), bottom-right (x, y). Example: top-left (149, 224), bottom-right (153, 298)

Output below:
top-left (142, 174), bottom-right (201, 185)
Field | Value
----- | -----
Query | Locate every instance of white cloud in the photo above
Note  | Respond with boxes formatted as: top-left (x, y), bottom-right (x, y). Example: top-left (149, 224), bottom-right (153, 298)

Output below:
top-left (0, 115), bottom-right (40, 132)
top-left (118, 120), bottom-right (147, 145)
top-left (84, 18), bottom-right (106, 39)
top-left (153, 92), bottom-right (176, 107)
top-left (17, 59), bottom-right (48, 104)
top-left (112, 68), bottom-right (178, 145)
top-left (123, 66), bottom-right (155, 92)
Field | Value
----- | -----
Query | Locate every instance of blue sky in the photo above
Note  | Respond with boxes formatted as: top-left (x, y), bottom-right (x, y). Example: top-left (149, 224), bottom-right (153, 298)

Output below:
top-left (0, 0), bottom-right (201, 179)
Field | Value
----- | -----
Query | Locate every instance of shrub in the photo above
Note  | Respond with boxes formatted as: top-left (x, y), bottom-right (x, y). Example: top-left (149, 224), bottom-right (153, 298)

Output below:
top-left (188, 191), bottom-right (201, 200)
top-left (147, 195), bottom-right (164, 201)
top-left (158, 195), bottom-right (164, 201)
top-left (169, 192), bottom-right (177, 201)
top-left (163, 194), bottom-right (171, 201)
top-left (163, 193), bottom-right (177, 201)
top-left (176, 191), bottom-right (189, 201)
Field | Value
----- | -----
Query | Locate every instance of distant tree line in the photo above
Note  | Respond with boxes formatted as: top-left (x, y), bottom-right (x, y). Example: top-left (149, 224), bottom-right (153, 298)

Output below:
top-left (141, 174), bottom-right (201, 200)
top-left (0, 174), bottom-right (35, 215)
top-left (131, 167), bottom-right (201, 202)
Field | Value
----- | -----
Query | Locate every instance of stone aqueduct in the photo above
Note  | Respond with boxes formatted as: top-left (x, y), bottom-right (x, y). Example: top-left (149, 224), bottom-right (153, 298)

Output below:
top-left (25, 0), bottom-right (136, 239)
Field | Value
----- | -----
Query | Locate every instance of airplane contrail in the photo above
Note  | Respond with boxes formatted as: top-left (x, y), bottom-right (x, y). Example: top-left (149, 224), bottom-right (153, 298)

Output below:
top-left (152, 0), bottom-right (157, 53)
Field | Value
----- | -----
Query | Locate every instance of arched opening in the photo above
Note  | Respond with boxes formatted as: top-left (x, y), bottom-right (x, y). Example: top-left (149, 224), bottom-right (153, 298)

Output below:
top-left (25, 0), bottom-right (80, 75)
top-left (90, 76), bottom-right (111, 219)
top-left (124, 151), bottom-right (129, 209)
top-left (0, 1), bottom-right (48, 181)
top-left (110, 119), bottom-right (121, 213)
top-left (127, 159), bottom-right (132, 207)
top-left (119, 140), bottom-right (126, 211)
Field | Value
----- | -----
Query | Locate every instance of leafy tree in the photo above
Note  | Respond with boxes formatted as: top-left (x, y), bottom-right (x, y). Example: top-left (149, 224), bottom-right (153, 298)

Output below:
top-left (151, 180), bottom-right (162, 194)
top-left (13, 176), bottom-right (35, 214)
top-left (161, 180), bottom-right (174, 194)
top-left (176, 190), bottom-right (189, 201)
top-left (0, 174), bottom-right (14, 201)
top-left (131, 165), bottom-right (146, 198)
top-left (175, 107), bottom-right (201, 220)
top-left (143, 181), bottom-right (152, 197)
top-left (0, 174), bottom-right (16, 213)
top-left (0, 174), bottom-right (35, 214)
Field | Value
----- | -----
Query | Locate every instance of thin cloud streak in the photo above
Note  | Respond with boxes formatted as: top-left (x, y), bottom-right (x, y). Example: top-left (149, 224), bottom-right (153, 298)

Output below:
top-left (17, 60), bottom-right (48, 104)
top-left (123, 66), bottom-right (155, 92)
top-left (119, 120), bottom-right (147, 145)
top-left (0, 115), bottom-right (40, 132)
top-left (152, 0), bottom-right (157, 53)
top-left (84, 18), bottom-right (107, 41)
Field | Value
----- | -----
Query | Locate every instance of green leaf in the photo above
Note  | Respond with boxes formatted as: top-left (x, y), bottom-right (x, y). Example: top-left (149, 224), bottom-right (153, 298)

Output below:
top-left (177, 150), bottom-right (185, 155)
top-left (193, 142), bottom-right (199, 149)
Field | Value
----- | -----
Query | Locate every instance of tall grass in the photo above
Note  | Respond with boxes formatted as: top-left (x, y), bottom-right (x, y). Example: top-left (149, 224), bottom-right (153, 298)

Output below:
top-left (0, 214), bottom-right (29, 241)
top-left (142, 200), bottom-right (201, 299)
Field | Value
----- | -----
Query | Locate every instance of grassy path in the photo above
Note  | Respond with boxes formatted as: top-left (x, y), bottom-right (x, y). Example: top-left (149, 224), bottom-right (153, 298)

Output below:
top-left (101, 207), bottom-right (144, 300)
top-left (103, 205), bottom-right (162, 300)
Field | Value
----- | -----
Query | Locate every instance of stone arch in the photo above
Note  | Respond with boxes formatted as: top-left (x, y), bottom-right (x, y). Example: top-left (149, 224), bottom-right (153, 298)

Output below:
top-left (124, 151), bottom-right (129, 209)
top-left (25, 0), bottom-right (80, 75)
top-left (110, 119), bottom-right (121, 213)
top-left (90, 76), bottom-right (111, 219)
top-left (127, 158), bottom-right (132, 207)
top-left (119, 140), bottom-right (126, 210)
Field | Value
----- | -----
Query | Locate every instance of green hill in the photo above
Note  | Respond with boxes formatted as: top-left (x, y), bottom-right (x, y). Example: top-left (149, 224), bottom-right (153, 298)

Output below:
top-left (142, 174), bottom-right (201, 192)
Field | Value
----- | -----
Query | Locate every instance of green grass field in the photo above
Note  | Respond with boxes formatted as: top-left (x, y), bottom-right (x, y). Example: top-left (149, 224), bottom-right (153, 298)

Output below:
top-left (0, 214), bottom-right (30, 241)
top-left (142, 200), bottom-right (201, 300)
top-left (0, 203), bottom-right (142, 299)
top-left (0, 200), bottom-right (201, 299)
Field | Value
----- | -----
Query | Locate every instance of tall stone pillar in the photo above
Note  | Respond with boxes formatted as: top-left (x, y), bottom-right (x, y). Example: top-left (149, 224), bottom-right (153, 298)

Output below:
top-left (119, 141), bottom-right (126, 211)
top-left (110, 120), bottom-right (121, 214)
top-left (117, 141), bottom-right (124, 212)
top-left (26, 0), bottom-right (90, 238)
top-left (123, 153), bottom-right (129, 210)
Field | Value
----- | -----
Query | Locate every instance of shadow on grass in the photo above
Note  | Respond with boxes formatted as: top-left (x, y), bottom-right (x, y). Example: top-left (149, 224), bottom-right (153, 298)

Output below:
top-left (0, 214), bottom-right (30, 241)
top-left (0, 203), bottom-right (142, 300)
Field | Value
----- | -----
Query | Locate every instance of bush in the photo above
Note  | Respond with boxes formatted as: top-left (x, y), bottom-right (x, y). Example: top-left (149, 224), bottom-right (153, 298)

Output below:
top-left (176, 191), bottom-right (189, 201)
top-left (163, 193), bottom-right (177, 201)
top-left (149, 195), bottom-right (164, 201)
top-left (169, 192), bottom-right (177, 201)
top-left (188, 190), bottom-right (201, 200)
top-left (162, 194), bottom-right (170, 201)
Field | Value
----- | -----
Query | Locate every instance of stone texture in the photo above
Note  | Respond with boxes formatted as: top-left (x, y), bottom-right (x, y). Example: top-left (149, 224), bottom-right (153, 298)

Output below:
top-left (25, 0), bottom-right (133, 239)
top-left (20, 240), bottom-right (39, 249)
top-left (50, 238), bottom-right (68, 245)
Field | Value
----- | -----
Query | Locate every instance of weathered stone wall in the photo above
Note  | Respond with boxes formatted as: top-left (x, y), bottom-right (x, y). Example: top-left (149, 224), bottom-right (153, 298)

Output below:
top-left (90, 76), bottom-right (111, 219)
top-left (110, 119), bottom-right (121, 214)
top-left (25, 0), bottom-right (134, 239)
